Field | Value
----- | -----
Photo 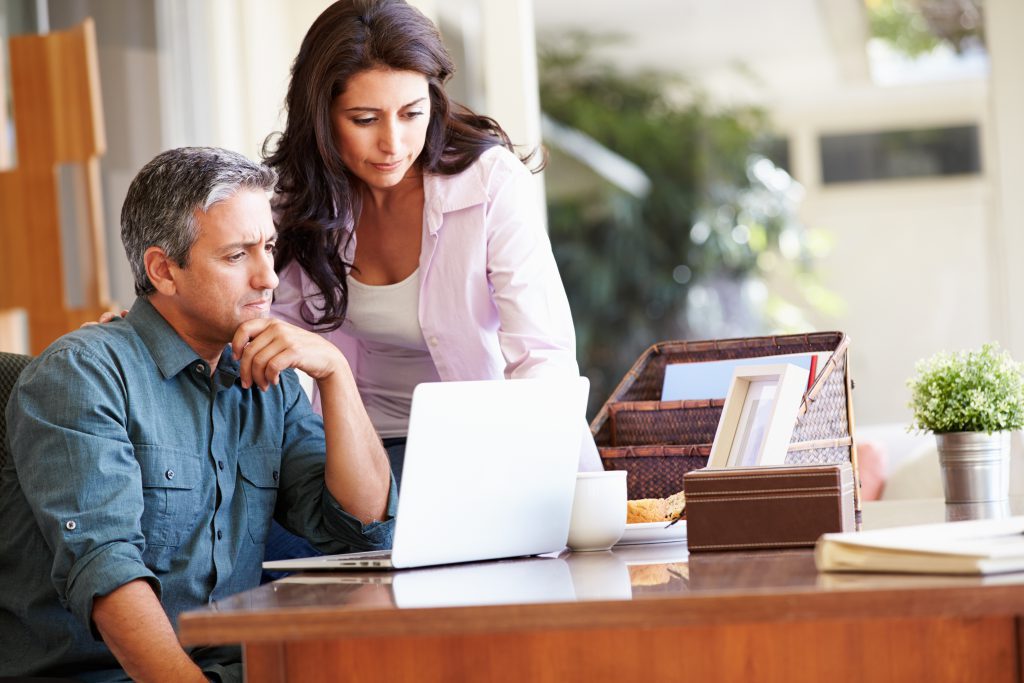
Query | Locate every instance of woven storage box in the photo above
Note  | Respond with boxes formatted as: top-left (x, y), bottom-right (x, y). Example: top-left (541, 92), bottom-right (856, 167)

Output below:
top-left (590, 331), bottom-right (860, 514)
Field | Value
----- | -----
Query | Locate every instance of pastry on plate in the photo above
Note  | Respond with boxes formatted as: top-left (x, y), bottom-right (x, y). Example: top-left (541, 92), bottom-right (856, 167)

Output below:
top-left (626, 490), bottom-right (686, 524)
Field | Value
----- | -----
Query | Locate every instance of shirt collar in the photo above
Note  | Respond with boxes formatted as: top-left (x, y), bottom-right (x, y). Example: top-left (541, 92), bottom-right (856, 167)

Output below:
top-left (423, 163), bottom-right (489, 235)
top-left (127, 297), bottom-right (240, 381)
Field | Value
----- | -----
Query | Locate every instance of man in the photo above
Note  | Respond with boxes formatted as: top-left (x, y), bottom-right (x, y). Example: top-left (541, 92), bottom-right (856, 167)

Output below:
top-left (0, 147), bottom-right (395, 681)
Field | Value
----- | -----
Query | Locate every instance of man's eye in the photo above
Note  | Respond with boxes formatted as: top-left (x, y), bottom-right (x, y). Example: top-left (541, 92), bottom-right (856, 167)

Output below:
top-left (265, 243), bottom-right (277, 255)
top-left (227, 253), bottom-right (245, 263)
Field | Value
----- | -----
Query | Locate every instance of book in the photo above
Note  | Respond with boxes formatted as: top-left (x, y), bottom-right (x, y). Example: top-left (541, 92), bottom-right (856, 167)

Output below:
top-left (660, 352), bottom-right (828, 402)
top-left (815, 516), bottom-right (1024, 575)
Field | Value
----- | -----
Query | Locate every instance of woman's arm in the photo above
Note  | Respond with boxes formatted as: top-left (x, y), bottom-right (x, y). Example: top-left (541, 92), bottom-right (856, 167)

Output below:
top-left (484, 151), bottom-right (579, 379)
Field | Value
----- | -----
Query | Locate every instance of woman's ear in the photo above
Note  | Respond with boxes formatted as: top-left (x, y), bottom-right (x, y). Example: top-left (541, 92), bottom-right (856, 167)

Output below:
top-left (144, 246), bottom-right (178, 296)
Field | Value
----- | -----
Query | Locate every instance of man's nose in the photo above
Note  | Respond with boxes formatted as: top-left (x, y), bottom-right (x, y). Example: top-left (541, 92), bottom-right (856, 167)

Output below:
top-left (253, 252), bottom-right (279, 291)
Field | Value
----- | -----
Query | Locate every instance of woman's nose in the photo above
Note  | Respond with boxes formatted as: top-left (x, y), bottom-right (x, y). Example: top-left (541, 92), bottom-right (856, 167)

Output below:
top-left (379, 121), bottom-right (400, 154)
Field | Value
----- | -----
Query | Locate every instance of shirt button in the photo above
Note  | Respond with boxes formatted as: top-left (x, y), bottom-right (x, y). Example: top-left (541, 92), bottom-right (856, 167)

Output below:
top-left (217, 529), bottom-right (223, 540)
top-left (165, 469), bottom-right (175, 480)
top-left (272, 470), bottom-right (279, 482)
top-left (429, 336), bottom-right (439, 346)
top-left (195, 364), bottom-right (205, 374)
top-left (218, 460), bottom-right (225, 471)
top-left (65, 520), bottom-right (77, 531)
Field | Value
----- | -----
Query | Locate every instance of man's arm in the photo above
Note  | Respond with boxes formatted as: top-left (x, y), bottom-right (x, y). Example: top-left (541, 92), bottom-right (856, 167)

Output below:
top-left (9, 344), bottom-right (195, 676)
top-left (93, 580), bottom-right (206, 683)
top-left (231, 318), bottom-right (391, 523)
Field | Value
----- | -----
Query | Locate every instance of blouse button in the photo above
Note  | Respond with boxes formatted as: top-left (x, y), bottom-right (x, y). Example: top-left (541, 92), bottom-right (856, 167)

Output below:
top-left (165, 469), bottom-right (175, 480)
top-left (429, 336), bottom-right (439, 347)
top-left (65, 520), bottom-right (77, 531)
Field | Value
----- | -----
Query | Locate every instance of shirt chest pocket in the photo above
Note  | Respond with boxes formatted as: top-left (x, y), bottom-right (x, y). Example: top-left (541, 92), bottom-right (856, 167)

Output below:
top-left (136, 445), bottom-right (203, 548)
top-left (238, 448), bottom-right (281, 544)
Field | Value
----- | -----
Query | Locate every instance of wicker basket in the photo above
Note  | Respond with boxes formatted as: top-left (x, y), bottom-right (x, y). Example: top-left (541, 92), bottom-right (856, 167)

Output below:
top-left (590, 331), bottom-right (860, 514)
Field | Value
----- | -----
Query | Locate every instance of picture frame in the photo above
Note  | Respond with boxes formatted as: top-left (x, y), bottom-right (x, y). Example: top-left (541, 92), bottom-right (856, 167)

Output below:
top-left (707, 363), bottom-right (810, 469)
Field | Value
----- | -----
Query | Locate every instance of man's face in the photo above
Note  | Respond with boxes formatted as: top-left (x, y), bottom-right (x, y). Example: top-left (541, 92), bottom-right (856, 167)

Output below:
top-left (166, 189), bottom-right (279, 350)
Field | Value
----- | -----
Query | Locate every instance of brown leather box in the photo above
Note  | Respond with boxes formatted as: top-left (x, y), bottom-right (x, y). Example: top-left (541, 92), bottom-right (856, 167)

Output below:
top-left (684, 463), bottom-right (855, 552)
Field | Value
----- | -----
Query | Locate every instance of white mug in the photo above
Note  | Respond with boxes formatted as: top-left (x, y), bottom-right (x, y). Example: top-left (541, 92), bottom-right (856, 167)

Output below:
top-left (567, 470), bottom-right (627, 551)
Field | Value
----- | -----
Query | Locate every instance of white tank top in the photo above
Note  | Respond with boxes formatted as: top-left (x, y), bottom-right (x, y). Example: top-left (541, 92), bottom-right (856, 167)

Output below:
top-left (342, 268), bottom-right (441, 438)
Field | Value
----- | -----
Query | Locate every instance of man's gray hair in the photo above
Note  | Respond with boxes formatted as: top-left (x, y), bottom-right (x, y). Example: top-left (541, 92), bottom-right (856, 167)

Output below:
top-left (121, 147), bottom-right (278, 296)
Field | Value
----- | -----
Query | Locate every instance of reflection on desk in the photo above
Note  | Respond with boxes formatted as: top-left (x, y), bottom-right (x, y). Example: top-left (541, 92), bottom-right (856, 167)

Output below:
top-left (271, 542), bottom-right (691, 608)
top-left (179, 499), bottom-right (1024, 683)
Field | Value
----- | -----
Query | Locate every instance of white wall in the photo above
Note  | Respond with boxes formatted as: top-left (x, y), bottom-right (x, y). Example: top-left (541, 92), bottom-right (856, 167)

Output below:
top-left (773, 79), bottom-right (995, 426)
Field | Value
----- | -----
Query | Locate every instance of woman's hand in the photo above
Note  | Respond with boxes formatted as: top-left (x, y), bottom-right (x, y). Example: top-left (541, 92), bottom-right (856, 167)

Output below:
top-left (80, 308), bottom-right (129, 328)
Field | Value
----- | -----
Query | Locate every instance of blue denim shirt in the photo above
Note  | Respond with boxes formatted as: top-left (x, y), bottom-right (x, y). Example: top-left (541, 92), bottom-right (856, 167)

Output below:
top-left (0, 297), bottom-right (396, 680)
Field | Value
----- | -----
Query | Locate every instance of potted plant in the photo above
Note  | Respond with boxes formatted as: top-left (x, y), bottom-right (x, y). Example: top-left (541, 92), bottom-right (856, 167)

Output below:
top-left (907, 343), bottom-right (1024, 503)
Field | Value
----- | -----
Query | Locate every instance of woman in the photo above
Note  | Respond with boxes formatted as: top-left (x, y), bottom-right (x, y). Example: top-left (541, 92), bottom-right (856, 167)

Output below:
top-left (266, 0), bottom-right (601, 484)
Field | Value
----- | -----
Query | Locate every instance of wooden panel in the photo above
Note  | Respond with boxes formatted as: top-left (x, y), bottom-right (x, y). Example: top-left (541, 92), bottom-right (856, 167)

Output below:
top-left (261, 617), bottom-right (1016, 683)
top-left (244, 643), bottom-right (286, 683)
top-left (0, 18), bottom-right (110, 354)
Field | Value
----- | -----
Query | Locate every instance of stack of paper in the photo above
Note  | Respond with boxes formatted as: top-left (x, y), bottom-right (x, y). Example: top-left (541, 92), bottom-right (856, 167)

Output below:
top-left (815, 516), bottom-right (1024, 575)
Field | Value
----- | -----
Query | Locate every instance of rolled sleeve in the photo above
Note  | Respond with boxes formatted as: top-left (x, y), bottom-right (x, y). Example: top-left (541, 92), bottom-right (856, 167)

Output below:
top-left (9, 346), bottom-right (155, 633)
top-left (274, 370), bottom-right (396, 552)
top-left (319, 479), bottom-right (398, 551)
top-left (67, 541), bottom-right (160, 637)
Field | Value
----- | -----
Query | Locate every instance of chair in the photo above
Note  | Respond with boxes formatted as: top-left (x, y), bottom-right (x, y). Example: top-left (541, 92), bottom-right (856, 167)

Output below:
top-left (0, 352), bottom-right (33, 474)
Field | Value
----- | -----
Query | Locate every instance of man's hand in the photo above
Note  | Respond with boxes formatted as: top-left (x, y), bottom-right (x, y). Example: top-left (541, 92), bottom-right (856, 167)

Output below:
top-left (93, 579), bottom-right (207, 683)
top-left (231, 318), bottom-right (390, 523)
top-left (231, 317), bottom-right (345, 390)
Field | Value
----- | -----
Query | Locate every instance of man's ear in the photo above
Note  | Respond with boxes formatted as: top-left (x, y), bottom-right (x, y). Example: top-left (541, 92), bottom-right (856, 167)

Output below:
top-left (144, 246), bottom-right (178, 296)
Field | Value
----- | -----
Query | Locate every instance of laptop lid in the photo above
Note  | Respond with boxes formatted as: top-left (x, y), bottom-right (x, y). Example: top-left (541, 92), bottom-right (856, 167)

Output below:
top-left (262, 377), bottom-right (589, 572)
top-left (389, 377), bottom-right (589, 568)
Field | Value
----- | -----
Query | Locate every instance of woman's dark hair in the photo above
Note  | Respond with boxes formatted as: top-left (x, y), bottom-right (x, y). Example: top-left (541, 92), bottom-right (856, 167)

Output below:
top-left (265, 0), bottom-right (529, 330)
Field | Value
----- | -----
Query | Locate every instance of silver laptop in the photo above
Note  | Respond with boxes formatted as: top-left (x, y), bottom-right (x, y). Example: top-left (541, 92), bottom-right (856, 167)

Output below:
top-left (262, 377), bottom-right (589, 571)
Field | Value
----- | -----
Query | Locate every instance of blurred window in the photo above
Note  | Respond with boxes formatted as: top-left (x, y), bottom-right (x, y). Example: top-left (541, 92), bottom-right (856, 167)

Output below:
top-left (819, 124), bottom-right (981, 184)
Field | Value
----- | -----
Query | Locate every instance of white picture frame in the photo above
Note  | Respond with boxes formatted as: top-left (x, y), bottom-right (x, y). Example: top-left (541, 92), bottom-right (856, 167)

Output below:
top-left (707, 363), bottom-right (810, 469)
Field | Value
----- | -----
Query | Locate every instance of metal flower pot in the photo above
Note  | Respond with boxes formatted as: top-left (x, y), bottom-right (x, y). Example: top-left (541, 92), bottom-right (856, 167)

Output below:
top-left (935, 431), bottom-right (1010, 503)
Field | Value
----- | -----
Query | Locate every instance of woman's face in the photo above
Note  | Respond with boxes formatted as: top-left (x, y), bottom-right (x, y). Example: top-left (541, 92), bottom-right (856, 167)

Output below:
top-left (331, 67), bottom-right (431, 191)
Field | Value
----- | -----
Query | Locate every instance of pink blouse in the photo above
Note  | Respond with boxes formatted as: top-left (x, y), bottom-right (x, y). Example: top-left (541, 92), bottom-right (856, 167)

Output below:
top-left (272, 146), bottom-right (602, 470)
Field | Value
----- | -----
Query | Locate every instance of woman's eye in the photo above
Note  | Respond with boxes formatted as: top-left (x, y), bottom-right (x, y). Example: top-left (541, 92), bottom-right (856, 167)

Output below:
top-left (353, 117), bottom-right (376, 126)
top-left (405, 111), bottom-right (425, 120)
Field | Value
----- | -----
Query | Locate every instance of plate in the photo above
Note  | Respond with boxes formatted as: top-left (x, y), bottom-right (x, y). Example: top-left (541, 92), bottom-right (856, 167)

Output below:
top-left (613, 542), bottom-right (689, 565)
top-left (615, 520), bottom-right (687, 546)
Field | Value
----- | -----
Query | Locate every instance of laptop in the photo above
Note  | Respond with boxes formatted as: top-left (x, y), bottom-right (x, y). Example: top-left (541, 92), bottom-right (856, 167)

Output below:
top-left (262, 377), bottom-right (589, 571)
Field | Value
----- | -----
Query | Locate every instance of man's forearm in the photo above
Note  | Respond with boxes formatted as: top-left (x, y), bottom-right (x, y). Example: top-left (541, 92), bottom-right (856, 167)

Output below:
top-left (318, 366), bottom-right (392, 523)
top-left (93, 579), bottom-right (206, 683)
top-left (229, 317), bottom-right (391, 523)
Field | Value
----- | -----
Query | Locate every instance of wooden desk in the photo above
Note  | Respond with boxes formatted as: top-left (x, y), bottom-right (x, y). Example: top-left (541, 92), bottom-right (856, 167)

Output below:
top-left (179, 499), bottom-right (1024, 682)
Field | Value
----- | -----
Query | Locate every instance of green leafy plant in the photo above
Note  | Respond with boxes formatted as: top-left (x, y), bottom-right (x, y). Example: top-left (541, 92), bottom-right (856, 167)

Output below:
top-left (538, 34), bottom-right (833, 413)
top-left (867, 0), bottom-right (984, 57)
top-left (907, 343), bottom-right (1024, 434)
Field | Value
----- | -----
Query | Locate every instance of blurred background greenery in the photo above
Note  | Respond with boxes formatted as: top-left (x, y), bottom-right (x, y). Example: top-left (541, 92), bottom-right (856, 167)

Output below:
top-left (539, 35), bottom-right (834, 413)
